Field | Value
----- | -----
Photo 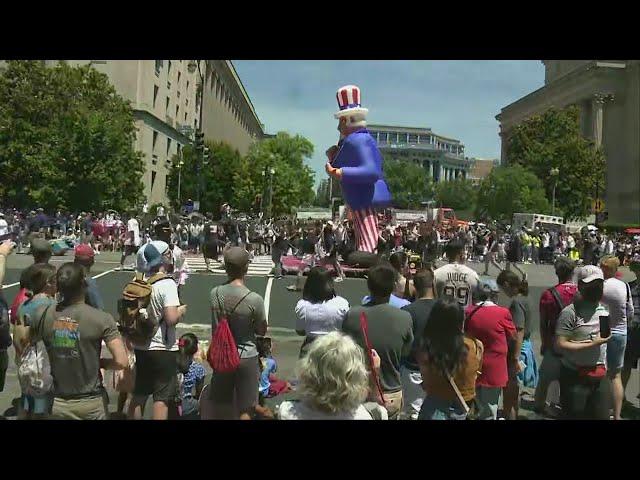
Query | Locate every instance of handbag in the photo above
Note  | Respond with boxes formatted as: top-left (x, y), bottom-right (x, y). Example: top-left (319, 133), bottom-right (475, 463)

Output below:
top-left (445, 338), bottom-right (484, 415)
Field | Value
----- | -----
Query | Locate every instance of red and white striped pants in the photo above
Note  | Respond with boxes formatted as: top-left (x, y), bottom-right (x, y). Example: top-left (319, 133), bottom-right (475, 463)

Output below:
top-left (351, 207), bottom-right (379, 253)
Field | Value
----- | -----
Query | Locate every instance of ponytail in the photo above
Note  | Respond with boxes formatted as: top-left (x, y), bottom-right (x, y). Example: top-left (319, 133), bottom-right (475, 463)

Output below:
top-left (177, 333), bottom-right (198, 374)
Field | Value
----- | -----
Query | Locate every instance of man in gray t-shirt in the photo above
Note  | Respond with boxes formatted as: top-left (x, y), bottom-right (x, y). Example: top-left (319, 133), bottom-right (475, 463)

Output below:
top-left (210, 283), bottom-right (266, 358)
top-left (205, 247), bottom-right (268, 420)
top-left (554, 265), bottom-right (611, 419)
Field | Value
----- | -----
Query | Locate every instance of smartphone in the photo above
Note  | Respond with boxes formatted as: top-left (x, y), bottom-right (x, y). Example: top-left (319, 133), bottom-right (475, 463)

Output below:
top-left (599, 315), bottom-right (611, 338)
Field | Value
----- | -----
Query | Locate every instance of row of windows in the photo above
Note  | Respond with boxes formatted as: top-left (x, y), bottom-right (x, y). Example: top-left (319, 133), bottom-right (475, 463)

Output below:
top-left (208, 67), bottom-right (256, 136)
top-left (372, 131), bottom-right (464, 154)
top-left (155, 60), bottom-right (259, 137)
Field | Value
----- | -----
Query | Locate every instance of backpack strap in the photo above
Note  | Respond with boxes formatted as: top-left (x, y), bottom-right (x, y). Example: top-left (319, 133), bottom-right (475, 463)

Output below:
top-left (548, 286), bottom-right (566, 311)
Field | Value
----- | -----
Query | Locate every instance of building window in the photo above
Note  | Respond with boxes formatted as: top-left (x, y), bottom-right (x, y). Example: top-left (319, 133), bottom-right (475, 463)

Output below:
top-left (155, 60), bottom-right (163, 76)
top-left (166, 97), bottom-right (170, 114)
top-left (176, 105), bottom-right (179, 119)
top-left (153, 85), bottom-right (159, 108)
top-left (167, 60), bottom-right (172, 76)
top-left (186, 80), bottom-right (189, 91)
top-left (152, 131), bottom-right (158, 151)
top-left (184, 112), bottom-right (187, 121)
top-left (408, 134), bottom-right (418, 144)
top-left (177, 71), bottom-right (181, 86)
top-left (167, 138), bottom-right (172, 157)
top-left (151, 171), bottom-right (157, 191)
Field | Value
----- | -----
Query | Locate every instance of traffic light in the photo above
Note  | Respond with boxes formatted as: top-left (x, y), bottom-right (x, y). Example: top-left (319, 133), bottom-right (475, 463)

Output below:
top-left (194, 130), bottom-right (204, 152)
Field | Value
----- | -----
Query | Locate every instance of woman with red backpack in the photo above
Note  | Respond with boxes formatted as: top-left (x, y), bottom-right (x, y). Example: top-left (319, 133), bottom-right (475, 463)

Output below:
top-left (204, 247), bottom-right (268, 420)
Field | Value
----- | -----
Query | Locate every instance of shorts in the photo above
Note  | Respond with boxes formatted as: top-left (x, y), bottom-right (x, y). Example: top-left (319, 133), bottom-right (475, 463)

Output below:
top-left (624, 326), bottom-right (640, 369)
top-left (606, 333), bottom-right (627, 372)
top-left (123, 244), bottom-right (138, 257)
top-left (50, 394), bottom-right (108, 420)
top-left (207, 356), bottom-right (259, 419)
top-left (133, 349), bottom-right (178, 403)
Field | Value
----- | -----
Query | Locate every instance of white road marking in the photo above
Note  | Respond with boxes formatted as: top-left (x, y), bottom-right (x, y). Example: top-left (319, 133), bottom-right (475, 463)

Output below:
top-left (92, 269), bottom-right (117, 280)
top-left (264, 277), bottom-right (273, 322)
top-left (2, 268), bottom-right (117, 290)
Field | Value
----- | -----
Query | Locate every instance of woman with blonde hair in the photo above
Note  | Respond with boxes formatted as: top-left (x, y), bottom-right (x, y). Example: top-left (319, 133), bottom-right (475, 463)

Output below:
top-left (277, 331), bottom-right (381, 420)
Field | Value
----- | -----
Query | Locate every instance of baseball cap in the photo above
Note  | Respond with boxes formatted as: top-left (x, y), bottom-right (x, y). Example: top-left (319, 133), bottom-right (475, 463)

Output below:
top-left (576, 265), bottom-right (604, 283)
top-left (477, 277), bottom-right (500, 295)
top-left (143, 240), bottom-right (170, 269)
top-left (74, 243), bottom-right (95, 259)
top-left (223, 247), bottom-right (249, 271)
top-left (30, 238), bottom-right (52, 255)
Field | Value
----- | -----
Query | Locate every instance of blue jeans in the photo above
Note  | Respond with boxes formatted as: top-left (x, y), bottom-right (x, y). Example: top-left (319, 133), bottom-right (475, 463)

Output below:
top-left (418, 395), bottom-right (467, 420)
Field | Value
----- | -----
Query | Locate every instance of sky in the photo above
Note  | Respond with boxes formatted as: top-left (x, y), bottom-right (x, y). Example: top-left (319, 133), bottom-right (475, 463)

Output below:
top-left (233, 60), bottom-right (545, 186)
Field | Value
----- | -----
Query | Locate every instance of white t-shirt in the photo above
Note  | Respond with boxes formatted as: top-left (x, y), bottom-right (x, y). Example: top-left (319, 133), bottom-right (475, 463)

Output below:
top-left (138, 276), bottom-right (181, 351)
top-left (295, 296), bottom-right (350, 336)
top-left (602, 277), bottom-right (634, 335)
top-left (157, 206), bottom-right (165, 217)
top-left (277, 401), bottom-right (373, 420)
top-left (0, 218), bottom-right (8, 236)
top-left (434, 262), bottom-right (480, 309)
top-left (126, 218), bottom-right (141, 247)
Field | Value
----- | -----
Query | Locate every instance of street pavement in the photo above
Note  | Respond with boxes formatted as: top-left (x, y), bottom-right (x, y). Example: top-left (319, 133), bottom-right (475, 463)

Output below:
top-left (2, 250), bottom-right (639, 419)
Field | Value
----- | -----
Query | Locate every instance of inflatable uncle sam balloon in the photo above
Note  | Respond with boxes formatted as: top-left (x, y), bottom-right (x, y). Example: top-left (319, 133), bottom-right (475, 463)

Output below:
top-left (325, 85), bottom-right (392, 253)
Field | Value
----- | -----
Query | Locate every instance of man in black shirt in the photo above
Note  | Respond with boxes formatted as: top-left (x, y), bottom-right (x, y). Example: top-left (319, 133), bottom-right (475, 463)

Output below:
top-left (400, 268), bottom-right (436, 419)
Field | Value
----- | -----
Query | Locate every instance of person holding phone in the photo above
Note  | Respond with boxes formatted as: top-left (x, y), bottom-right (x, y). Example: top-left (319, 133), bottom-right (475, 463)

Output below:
top-left (555, 265), bottom-right (611, 420)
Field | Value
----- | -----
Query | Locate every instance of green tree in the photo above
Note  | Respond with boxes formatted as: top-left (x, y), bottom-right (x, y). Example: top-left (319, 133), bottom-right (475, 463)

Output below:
top-left (166, 141), bottom-right (244, 216)
top-left (314, 179), bottom-right (330, 207)
top-left (507, 105), bottom-right (606, 220)
top-left (239, 132), bottom-right (315, 217)
top-left (475, 164), bottom-right (551, 223)
top-left (0, 60), bottom-right (144, 211)
top-left (384, 159), bottom-right (433, 209)
top-left (434, 177), bottom-right (477, 211)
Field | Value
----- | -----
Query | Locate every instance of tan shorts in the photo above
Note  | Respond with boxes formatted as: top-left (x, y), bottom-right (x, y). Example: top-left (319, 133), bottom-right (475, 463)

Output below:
top-left (49, 394), bottom-right (108, 420)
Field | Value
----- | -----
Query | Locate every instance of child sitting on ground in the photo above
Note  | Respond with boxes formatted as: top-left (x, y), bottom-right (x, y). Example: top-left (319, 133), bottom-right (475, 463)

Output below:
top-left (257, 336), bottom-right (292, 405)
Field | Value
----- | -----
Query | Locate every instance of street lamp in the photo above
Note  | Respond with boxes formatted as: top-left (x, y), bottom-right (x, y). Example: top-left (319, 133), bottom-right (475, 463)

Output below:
top-left (187, 60), bottom-right (207, 205)
top-left (177, 159), bottom-right (185, 206)
top-left (550, 167), bottom-right (560, 215)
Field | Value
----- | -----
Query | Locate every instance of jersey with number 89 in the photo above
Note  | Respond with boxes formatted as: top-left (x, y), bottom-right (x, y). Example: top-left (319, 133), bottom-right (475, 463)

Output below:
top-left (434, 263), bottom-right (480, 309)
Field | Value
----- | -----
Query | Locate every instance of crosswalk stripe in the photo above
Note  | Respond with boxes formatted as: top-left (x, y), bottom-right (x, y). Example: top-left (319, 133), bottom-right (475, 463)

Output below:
top-left (183, 255), bottom-right (274, 275)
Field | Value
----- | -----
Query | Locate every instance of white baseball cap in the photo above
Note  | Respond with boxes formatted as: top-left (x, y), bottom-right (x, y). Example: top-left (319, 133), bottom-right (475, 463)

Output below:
top-left (576, 265), bottom-right (604, 283)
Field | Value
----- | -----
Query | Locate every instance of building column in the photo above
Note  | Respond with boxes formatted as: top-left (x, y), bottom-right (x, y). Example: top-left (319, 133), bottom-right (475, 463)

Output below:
top-left (438, 163), bottom-right (443, 182)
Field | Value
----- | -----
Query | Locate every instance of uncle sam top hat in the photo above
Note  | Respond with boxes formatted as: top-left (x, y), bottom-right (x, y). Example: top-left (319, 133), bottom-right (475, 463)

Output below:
top-left (334, 85), bottom-right (369, 119)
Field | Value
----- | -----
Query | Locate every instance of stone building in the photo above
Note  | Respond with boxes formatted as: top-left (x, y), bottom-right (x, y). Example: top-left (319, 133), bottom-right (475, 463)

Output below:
top-left (367, 124), bottom-right (473, 183)
top-left (496, 60), bottom-right (640, 225)
top-left (40, 60), bottom-right (264, 205)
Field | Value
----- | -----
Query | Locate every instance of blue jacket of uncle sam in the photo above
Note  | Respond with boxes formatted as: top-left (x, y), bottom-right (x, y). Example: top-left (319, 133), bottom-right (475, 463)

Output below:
top-left (332, 128), bottom-right (392, 211)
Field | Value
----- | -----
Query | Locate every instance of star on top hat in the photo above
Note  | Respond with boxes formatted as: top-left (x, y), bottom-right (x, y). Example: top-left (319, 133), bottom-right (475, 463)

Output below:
top-left (334, 85), bottom-right (369, 119)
